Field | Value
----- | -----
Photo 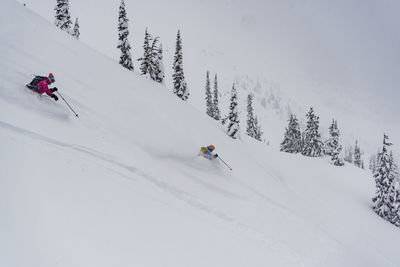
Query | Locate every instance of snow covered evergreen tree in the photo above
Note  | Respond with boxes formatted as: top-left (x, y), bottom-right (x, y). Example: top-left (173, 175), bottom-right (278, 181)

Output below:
top-left (372, 134), bottom-right (400, 226)
top-left (221, 114), bottom-right (229, 125)
top-left (54, 0), bottom-right (72, 33)
top-left (138, 28), bottom-right (162, 80)
top-left (205, 71), bottom-right (213, 117)
top-left (212, 74), bottom-right (221, 120)
top-left (344, 145), bottom-right (354, 163)
top-left (332, 145), bottom-right (344, 166)
top-left (148, 37), bottom-right (162, 81)
top-left (155, 43), bottom-right (165, 84)
top-left (72, 17), bottom-right (80, 39)
top-left (139, 28), bottom-right (152, 77)
top-left (254, 116), bottom-right (263, 142)
top-left (369, 153), bottom-right (378, 174)
top-left (226, 84), bottom-right (240, 139)
top-left (246, 94), bottom-right (256, 138)
top-left (117, 0), bottom-right (133, 71)
top-left (354, 140), bottom-right (363, 168)
top-left (325, 119), bottom-right (338, 156)
top-left (325, 119), bottom-right (344, 166)
top-left (301, 107), bottom-right (323, 157)
top-left (280, 113), bottom-right (301, 153)
top-left (172, 30), bottom-right (188, 101)
top-left (387, 165), bottom-right (400, 226)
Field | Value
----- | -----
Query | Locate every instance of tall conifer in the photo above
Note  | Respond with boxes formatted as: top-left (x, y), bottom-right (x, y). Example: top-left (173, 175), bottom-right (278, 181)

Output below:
top-left (172, 30), bottom-right (188, 100)
top-left (205, 71), bottom-right (213, 117)
top-left (226, 84), bottom-right (240, 139)
top-left (325, 119), bottom-right (344, 166)
top-left (246, 94), bottom-right (256, 138)
top-left (372, 134), bottom-right (400, 226)
top-left (155, 43), bottom-right (165, 84)
top-left (139, 28), bottom-right (152, 77)
top-left (369, 152), bottom-right (379, 174)
top-left (280, 114), bottom-right (302, 153)
top-left (301, 107), bottom-right (323, 157)
top-left (54, 0), bottom-right (72, 33)
top-left (344, 145), bottom-right (354, 163)
top-left (254, 116), bottom-right (263, 142)
top-left (117, 0), bottom-right (133, 71)
top-left (138, 29), bottom-right (163, 82)
top-left (354, 140), bottom-right (363, 168)
top-left (212, 74), bottom-right (221, 120)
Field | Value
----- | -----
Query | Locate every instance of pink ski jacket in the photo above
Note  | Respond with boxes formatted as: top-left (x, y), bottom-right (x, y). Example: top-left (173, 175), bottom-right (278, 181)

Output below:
top-left (36, 78), bottom-right (52, 96)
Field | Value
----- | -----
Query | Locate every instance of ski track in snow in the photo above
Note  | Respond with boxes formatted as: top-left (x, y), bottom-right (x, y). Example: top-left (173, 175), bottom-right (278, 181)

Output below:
top-left (0, 86), bottom-right (70, 120)
top-left (0, 119), bottom-right (306, 266)
top-left (161, 156), bottom-right (246, 201)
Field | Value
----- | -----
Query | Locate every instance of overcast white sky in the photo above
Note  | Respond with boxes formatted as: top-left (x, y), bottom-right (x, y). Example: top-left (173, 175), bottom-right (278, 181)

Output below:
top-left (224, 0), bottom-right (400, 116)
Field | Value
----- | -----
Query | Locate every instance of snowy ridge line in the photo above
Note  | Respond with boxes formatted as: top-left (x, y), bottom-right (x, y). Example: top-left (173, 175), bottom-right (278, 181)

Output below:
top-left (0, 119), bottom-right (306, 264)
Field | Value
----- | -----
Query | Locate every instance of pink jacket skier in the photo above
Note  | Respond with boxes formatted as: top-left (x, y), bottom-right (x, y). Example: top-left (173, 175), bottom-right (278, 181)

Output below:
top-left (36, 79), bottom-right (53, 96)
top-left (27, 73), bottom-right (58, 101)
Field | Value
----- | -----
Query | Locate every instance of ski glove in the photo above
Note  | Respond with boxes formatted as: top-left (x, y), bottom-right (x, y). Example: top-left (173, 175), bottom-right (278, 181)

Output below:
top-left (50, 87), bottom-right (58, 92)
top-left (50, 94), bottom-right (58, 101)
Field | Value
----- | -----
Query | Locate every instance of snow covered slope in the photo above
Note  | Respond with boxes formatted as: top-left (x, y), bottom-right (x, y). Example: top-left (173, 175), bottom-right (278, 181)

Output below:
top-left (1, 1), bottom-right (400, 267)
top-left (18, 0), bottom-right (400, 159)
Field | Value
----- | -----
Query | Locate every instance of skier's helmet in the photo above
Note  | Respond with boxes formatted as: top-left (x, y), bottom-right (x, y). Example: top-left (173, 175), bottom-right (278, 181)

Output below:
top-left (48, 73), bottom-right (55, 83)
top-left (208, 145), bottom-right (215, 151)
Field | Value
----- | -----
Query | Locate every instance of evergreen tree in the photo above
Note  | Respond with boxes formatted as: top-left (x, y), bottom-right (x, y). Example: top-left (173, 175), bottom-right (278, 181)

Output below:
top-left (280, 114), bottom-right (302, 153)
top-left (254, 116), bottom-right (263, 142)
top-left (205, 71), bottom-right (213, 117)
top-left (369, 152), bottom-right (378, 173)
top-left (325, 119), bottom-right (344, 166)
top-left (387, 168), bottom-right (400, 226)
top-left (139, 28), bottom-right (152, 77)
top-left (221, 114), bottom-right (229, 125)
top-left (226, 84), bottom-right (240, 139)
top-left (117, 0), bottom-right (133, 71)
top-left (149, 37), bottom-right (161, 81)
top-left (354, 140), bottom-right (363, 168)
top-left (212, 74), bottom-right (221, 120)
top-left (332, 144), bottom-right (344, 166)
top-left (155, 43), bottom-right (165, 84)
top-left (72, 17), bottom-right (80, 39)
top-left (246, 94), bottom-right (256, 138)
top-left (301, 107), bottom-right (323, 157)
top-left (344, 145), bottom-right (354, 163)
top-left (54, 0), bottom-right (72, 33)
top-left (325, 119), bottom-right (338, 156)
top-left (172, 30), bottom-right (189, 101)
top-left (372, 134), bottom-right (400, 226)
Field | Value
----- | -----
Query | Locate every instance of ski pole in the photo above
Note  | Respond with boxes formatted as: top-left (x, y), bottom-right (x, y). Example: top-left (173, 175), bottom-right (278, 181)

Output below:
top-left (217, 156), bottom-right (232, 171)
top-left (56, 91), bottom-right (79, 117)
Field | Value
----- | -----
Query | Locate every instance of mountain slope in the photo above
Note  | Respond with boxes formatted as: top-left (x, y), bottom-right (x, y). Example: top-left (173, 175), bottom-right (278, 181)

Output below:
top-left (18, 0), bottom-right (400, 159)
top-left (1, 1), bottom-right (400, 267)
